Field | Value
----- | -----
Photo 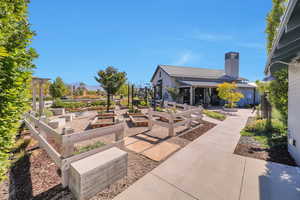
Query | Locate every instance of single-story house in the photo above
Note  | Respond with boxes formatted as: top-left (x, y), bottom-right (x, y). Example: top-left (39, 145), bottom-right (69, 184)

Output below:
top-left (265, 0), bottom-right (300, 165)
top-left (151, 52), bottom-right (260, 107)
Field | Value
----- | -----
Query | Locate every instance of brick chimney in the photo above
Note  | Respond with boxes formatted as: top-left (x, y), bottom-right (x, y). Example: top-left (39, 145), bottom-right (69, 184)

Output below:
top-left (225, 52), bottom-right (239, 79)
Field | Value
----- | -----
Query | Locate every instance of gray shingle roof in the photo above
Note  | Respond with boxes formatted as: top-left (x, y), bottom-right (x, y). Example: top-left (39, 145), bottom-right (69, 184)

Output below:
top-left (159, 65), bottom-right (225, 79)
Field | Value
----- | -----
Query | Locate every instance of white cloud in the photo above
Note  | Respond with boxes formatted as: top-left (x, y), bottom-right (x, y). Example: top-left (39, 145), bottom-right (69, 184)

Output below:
top-left (190, 32), bottom-right (233, 42)
top-left (172, 51), bottom-right (200, 66)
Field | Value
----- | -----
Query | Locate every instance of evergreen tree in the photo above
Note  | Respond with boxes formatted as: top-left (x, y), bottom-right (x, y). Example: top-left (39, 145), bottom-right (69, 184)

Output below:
top-left (49, 77), bottom-right (67, 99)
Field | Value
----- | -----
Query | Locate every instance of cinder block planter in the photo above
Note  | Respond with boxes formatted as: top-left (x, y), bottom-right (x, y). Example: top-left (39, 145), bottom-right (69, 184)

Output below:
top-left (69, 147), bottom-right (128, 200)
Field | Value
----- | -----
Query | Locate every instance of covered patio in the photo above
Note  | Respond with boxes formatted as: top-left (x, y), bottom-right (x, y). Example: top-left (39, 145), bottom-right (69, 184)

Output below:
top-left (178, 80), bottom-right (257, 107)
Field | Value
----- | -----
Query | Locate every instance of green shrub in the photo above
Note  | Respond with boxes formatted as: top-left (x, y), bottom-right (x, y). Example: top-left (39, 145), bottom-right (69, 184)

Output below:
top-left (241, 119), bottom-right (287, 148)
top-left (139, 100), bottom-right (148, 107)
top-left (203, 110), bottom-right (226, 121)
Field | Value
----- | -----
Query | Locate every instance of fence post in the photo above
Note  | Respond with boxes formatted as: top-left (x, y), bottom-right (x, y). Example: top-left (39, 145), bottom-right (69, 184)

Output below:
top-left (148, 109), bottom-right (153, 130)
top-left (168, 113), bottom-right (175, 137)
top-left (115, 124), bottom-right (125, 145)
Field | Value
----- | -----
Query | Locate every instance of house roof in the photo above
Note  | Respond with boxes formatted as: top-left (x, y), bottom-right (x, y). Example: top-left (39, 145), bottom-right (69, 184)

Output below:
top-left (150, 65), bottom-right (248, 82)
top-left (265, 0), bottom-right (300, 74)
top-left (178, 80), bottom-right (256, 88)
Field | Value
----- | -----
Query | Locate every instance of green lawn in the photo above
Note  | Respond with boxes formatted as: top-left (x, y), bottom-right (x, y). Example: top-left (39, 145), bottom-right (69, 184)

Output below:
top-left (203, 110), bottom-right (226, 121)
top-left (241, 119), bottom-right (287, 148)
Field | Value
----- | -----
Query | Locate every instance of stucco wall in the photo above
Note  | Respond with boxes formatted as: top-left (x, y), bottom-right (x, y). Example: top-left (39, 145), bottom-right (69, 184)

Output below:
top-left (288, 64), bottom-right (300, 165)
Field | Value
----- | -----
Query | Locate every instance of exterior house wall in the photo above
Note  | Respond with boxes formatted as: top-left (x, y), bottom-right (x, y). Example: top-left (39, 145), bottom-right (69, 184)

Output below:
top-left (151, 68), bottom-right (177, 101)
top-left (237, 88), bottom-right (260, 107)
top-left (288, 63), bottom-right (300, 165)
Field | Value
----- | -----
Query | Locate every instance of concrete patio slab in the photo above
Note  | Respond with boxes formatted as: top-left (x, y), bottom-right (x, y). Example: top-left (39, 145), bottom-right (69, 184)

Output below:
top-left (152, 151), bottom-right (245, 200)
top-left (142, 142), bottom-right (180, 161)
top-left (240, 157), bottom-right (300, 200)
top-left (113, 174), bottom-right (197, 200)
top-left (114, 109), bottom-right (300, 200)
top-left (124, 137), bottom-right (139, 146)
top-left (125, 140), bottom-right (154, 153)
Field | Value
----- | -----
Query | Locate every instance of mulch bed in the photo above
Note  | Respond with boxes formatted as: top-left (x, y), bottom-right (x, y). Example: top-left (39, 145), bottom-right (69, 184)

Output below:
top-left (179, 121), bottom-right (216, 141)
top-left (0, 145), bottom-right (158, 200)
top-left (234, 136), bottom-right (297, 166)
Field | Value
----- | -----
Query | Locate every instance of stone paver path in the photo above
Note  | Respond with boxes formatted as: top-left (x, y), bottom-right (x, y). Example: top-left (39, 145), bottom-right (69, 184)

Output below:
top-left (114, 109), bottom-right (300, 200)
top-left (142, 142), bottom-right (180, 161)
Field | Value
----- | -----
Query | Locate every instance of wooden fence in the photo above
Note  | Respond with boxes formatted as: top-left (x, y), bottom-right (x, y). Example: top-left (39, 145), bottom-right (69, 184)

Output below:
top-left (148, 106), bottom-right (203, 137)
top-left (24, 113), bottom-right (125, 188)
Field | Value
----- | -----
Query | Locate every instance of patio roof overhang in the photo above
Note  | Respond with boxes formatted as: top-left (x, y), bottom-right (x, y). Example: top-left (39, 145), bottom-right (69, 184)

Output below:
top-left (265, 0), bottom-right (300, 75)
top-left (178, 80), bottom-right (256, 88)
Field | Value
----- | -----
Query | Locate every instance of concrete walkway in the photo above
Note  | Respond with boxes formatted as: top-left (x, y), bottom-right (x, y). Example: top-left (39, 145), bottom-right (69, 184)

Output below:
top-left (114, 109), bottom-right (300, 200)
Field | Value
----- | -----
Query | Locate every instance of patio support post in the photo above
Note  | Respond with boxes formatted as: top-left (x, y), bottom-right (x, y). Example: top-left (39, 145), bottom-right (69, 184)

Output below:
top-left (190, 86), bottom-right (193, 106)
top-left (32, 80), bottom-right (37, 112)
top-left (39, 80), bottom-right (44, 117)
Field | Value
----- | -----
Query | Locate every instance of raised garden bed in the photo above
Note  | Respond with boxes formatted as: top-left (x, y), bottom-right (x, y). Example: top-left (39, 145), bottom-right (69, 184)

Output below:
top-left (137, 105), bottom-right (149, 109)
top-left (129, 115), bottom-right (149, 127)
top-left (159, 116), bottom-right (184, 123)
top-left (97, 110), bottom-right (116, 118)
top-left (90, 116), bottom-right (116, 128)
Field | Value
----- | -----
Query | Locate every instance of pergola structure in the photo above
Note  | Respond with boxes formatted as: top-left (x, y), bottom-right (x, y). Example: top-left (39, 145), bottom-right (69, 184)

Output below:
top-left (32, 77), bottom-right (50, 116)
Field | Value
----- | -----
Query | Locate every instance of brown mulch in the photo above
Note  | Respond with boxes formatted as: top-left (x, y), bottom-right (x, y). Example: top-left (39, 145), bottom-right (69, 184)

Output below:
top-left (0, 146), bottom-right (158, 200)
top-left (234, 139), bottom-right (297, 167)
top-left (179, 121), bottom-right (216, 141)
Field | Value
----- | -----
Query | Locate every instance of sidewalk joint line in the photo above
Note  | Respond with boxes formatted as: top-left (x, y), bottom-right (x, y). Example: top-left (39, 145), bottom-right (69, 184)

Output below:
top-left (238, 158), bottom-right (247, 200)
top-left (151, 172), bottom-right (200, 200)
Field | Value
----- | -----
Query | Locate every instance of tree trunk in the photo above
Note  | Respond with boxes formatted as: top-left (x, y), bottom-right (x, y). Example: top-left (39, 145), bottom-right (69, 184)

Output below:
top-left (107, 93), bottom-right (110, 112)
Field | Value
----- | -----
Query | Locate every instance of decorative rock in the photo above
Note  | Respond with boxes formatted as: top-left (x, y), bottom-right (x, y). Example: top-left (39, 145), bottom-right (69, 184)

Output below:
top-left (69, 147), bottom-right (128, 200)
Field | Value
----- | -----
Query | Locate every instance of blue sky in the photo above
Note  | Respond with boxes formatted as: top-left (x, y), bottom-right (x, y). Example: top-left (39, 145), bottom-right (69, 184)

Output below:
top-left (29, 0), bottom-right (272, 86)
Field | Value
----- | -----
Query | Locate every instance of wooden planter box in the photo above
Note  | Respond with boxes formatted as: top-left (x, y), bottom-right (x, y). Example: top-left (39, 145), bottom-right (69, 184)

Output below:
top-left (126, 112), bottom-right (143, 117)
top-left (97, 110), bottom-right (116, 118)
top-left (129, 115), bottom-right (149, 127)
top-left (120, 105), bottom-right (129, 109)
top-left (90, 116), bottom-right (116, 128)
top-left (159, 116), bottom-right (184, 123)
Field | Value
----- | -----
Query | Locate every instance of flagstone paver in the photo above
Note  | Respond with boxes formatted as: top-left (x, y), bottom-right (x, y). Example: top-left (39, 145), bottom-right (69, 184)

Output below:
top-left (114, 109), bottom-right (300, 200)
top-left (142, 142), bottom-right (180, 161)
top-left (125, 140), bottom-right (154, 153)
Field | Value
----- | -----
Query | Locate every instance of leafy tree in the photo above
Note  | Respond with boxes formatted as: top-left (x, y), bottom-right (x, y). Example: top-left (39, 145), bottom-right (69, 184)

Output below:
top-left (0, 0), bottom-right (38, 181)
top-left (265, 0), bottom-right (287, 54)
top-left (268, 68), bottom-right (288, 125)
top-left (117, 83), bottom-right (129, 98)
top-left (95, 67), bottom-right (127, 112)
top-left (49, 77), bottom-right (67, 98)
top-left (217, 82), bottom-right (244, 108)
top-left (167, 87), bottom-right (182, 102)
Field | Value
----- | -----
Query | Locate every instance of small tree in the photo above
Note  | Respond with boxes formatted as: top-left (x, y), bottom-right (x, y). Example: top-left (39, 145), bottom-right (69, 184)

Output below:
top-left (167, 87), bottom-right (182, 103)
top-left (49, 77), bottom-right (67, 99)
top-left (95, 67), bottom-right (126, 112)
top-left (217, 82), bottom-right (244, 108)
